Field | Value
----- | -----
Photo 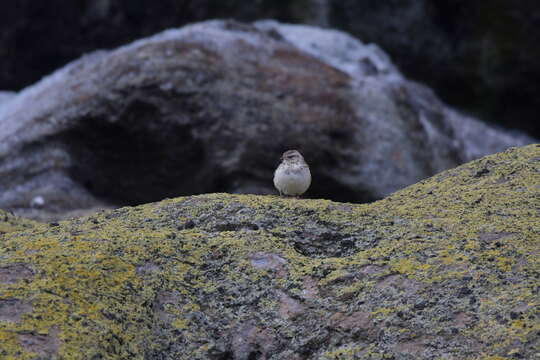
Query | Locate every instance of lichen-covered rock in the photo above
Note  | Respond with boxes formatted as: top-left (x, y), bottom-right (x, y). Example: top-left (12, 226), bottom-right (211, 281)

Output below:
top-left (0, 20), bottom-right (534, 221)
top-left (0, 210), bottom-right (36, 237)
top-left (0, 144), bottom-right (538, 359)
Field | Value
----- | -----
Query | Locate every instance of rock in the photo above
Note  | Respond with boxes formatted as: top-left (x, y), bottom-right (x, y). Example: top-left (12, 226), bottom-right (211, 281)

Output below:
top-left (0, 0), bottom-right (323, 90)
top-left (0, 209), bottom-right (36, 236)
top-left (0, 144), bottom-right (538, 359)
top-left (0, 92), bottom-right (16, 106)
top-left (3, 2), bottom-right (539, 139)
top-left (0, 20), bottom-right (534, 220)
top-left (330, 1), bottom-right (540, 138)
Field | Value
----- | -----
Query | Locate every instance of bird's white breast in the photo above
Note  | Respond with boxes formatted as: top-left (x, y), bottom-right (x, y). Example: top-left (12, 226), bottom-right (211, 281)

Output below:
top-left (273, 164), bottom-right (311, 196)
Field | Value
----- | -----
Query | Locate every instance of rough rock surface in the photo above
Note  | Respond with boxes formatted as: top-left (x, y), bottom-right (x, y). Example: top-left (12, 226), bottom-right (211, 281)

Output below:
top-left (0, 144), bottom-right (538, 359)
top-left (0, 20), bottom-right (534, 220)
top-left (0, 210), bottom-right (36, 236)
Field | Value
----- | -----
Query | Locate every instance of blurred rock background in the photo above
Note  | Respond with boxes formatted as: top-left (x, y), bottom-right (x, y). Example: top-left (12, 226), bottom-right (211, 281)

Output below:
top-left (0, 0), bottom-right (538, 220)
top-left (3, 0), bottom-right (539, 137)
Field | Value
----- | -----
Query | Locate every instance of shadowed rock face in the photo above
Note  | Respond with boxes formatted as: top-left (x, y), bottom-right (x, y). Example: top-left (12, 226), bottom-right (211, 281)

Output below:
top-left (0, 145), bottom-right (538, 359)
top-left (0, 20), bottom-right (534, 220)
top-left (330, 1), bottom-right (540, 138)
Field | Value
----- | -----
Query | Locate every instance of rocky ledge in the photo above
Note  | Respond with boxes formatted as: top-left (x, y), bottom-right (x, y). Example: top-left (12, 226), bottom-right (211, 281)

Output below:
top-left (0, 20), bottom-right (534, 221)
top-left (0, 144), bottom-right (539, 359)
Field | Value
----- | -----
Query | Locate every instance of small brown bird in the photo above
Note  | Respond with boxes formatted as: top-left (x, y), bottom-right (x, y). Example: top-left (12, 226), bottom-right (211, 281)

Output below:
top-left (273, 150), bottom-right (311, 196)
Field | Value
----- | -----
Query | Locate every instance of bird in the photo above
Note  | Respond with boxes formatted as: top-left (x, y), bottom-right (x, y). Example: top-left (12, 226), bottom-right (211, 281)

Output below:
top-left (273, 150), bottom-right (311, 197)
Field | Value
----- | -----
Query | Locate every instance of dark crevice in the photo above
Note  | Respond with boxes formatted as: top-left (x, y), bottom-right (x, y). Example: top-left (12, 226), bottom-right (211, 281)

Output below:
top-left (247, 349), bottom-right (262, 360)
top-left (209, 350), bottom-right (233, 360)
top-left (308, 172), bottom-right (378, 203)
top-left (61, 101), bottom-right (209, 206)
top-left (212, 222), bottom-right (260, 232)
top-left (286, 230), bottom-right (382, 258)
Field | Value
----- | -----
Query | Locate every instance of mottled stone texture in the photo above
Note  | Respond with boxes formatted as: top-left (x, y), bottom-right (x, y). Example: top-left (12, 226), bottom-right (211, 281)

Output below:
top-left (0, 144), bottom-right (538, 359)
top-left (0, 0), bottom-right (320, 90)
top-left (2, 1), bottom-right (539, 138)
top-left (0, 20), bottom-right (533, 220)
top-left (0, 210), bottom-right (36, 236)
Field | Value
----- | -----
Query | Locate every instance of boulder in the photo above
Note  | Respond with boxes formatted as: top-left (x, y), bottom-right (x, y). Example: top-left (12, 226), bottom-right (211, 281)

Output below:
top-left (3, 2), bottom-right (540, 139)
top-left (0, 144), bottom-right (538, 359)
top-left (0, 0), bottom-right (322, 90)
top-left (0, 20), bottom-right (534, 220)
top-left (0, 209), bottom-right (36, 236)
top-left (0, 92), bottom-right (16, 106)
top-left (330, 1), bottom-right (540, 137)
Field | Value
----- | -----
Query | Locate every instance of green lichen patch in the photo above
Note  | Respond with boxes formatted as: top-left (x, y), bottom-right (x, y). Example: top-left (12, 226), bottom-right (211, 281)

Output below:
top-left (0, 210), bottom-right (38, 238)
top-left (0, 144), bottom-right (539, 359)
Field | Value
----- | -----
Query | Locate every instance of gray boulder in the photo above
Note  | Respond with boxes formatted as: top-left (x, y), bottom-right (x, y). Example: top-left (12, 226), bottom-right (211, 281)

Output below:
top-left (0, 91), bottom-right (15, 106)
top-left (330, 1), bottom-right (540, 138)
top-left (0, 20), bottom-right (534, 220)
top-left (3, 2), bottom-right (540, 138)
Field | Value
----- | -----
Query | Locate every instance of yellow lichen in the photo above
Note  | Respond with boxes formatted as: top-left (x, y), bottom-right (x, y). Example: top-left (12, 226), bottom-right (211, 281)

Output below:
top-left (0, 144), bottom-right (538, 358)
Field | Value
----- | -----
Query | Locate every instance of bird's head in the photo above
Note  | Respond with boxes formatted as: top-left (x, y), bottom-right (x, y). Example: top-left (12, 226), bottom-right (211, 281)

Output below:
top-left (281, 149), bottom-right (304, 162)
